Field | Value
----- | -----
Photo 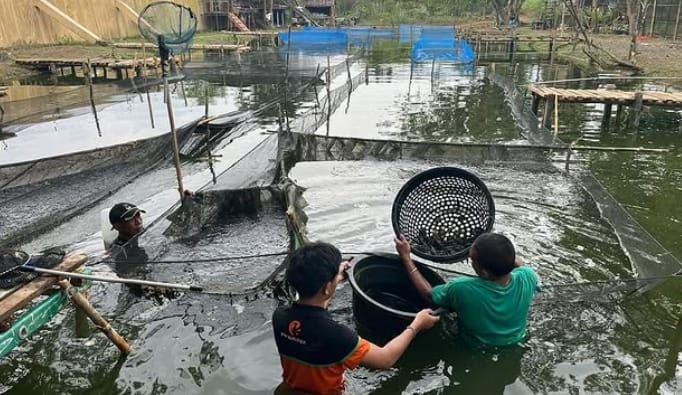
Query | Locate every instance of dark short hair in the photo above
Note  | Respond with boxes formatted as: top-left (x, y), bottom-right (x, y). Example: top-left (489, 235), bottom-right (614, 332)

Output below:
top-left (286, 242), bottom-right (342, 298)
top-left (472, 233), bottom-right (516, 277)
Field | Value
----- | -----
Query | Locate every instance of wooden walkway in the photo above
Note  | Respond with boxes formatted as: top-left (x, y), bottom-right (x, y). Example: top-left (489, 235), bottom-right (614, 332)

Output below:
top-left (15, 57), bottom-right (166, 79)
top-left (529, 85), bottom-right (682, 107)
top-left (529, 84), bottom-right (682, 131)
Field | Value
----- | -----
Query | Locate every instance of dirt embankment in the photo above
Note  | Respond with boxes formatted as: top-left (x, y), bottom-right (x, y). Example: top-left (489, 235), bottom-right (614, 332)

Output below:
top-left (591, 34), bottom-right (682, 77)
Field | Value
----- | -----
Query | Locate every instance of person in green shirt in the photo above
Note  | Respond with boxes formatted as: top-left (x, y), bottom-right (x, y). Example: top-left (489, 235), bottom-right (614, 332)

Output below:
top-left (395, 232), bottom-right (539, 346)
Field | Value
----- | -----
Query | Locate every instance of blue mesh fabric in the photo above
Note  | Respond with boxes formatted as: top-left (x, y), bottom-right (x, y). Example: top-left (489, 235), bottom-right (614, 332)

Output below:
top-left (411, 38), bottom-right (474, 63)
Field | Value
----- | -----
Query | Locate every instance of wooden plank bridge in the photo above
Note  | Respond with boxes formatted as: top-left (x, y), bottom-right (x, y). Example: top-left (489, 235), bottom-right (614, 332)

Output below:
top-left (529, 85), bottom-right (682, 107)
top-left (529, 83), bottom-right (682, 130)
top-left (15, 57), bottom-right (163, 79)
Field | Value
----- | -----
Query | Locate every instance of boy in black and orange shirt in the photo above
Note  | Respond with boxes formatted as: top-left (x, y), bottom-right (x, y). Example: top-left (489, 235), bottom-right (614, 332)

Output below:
top-left (272, 242), bottom-right (439, 395)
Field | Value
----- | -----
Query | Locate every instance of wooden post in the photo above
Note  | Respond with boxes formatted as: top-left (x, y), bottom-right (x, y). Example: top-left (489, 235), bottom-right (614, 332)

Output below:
top-left (180, 80), bottom-right (188, 107)
top-left (553, 95), bottom-right (559, 140)
top-left (204, 81), bottom-right (209, 118)
top-left (146, 87), bottom-right (155, 129)
top-left (649, 0), bottom-right (658, 37)
top-left (84, 59), bottom-right (101, 136)
top-left (58, 280), bottom-right (132, 355)
top-left (630, 92), bottom-right (644, 128)
top-left (531, 94), bottom-right (540, 114)
top-left (602, 103), bottom-right (613, 130)
top-left (615, 104), bottom-right (624, 127)
top-left (365, 62), bottom-right (369, 85)
top-left (541, 95), bottom-right (555, 130)
top-left (326, 55), bottom-right (331, 138)
top-left (346, 57), bottom-right (352, 91)
top-left (675, 1), bottom-right (682, 41)
top-left (165, 76), bottom-right (184, 199)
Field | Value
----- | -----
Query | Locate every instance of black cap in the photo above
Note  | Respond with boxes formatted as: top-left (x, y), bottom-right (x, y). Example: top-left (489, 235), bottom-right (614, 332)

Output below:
top-left (109, 202), bottom-right (146, 228)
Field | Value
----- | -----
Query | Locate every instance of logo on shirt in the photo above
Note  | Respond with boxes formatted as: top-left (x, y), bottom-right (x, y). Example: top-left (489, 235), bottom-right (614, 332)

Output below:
top-left (288, 320), bottom-right (302, 337)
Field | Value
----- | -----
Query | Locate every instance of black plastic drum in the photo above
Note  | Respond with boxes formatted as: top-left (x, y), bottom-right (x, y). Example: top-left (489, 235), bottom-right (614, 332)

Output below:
top-left (348, 253), bottom-right (445, 335)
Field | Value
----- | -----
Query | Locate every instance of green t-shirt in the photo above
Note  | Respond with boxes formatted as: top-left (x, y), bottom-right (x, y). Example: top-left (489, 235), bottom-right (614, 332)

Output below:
top-left (431, 266), bottom-right (539, 346)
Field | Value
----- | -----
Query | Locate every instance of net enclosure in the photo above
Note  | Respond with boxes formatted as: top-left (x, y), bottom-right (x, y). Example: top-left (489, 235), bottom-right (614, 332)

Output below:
top-left (391, 167), bottom-right (495, 263)
top-left (138, 1), bottom-right (198, 55)
top-left (412, 38), bottom-right (475, 63)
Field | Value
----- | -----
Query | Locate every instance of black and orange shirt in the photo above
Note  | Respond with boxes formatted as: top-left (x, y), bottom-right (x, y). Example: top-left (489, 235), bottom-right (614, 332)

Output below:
top-left (272, 303), bottom-right (372, 395)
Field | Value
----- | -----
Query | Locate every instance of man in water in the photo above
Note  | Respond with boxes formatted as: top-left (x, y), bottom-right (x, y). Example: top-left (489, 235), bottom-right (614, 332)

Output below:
top-left (396, 232), bottom-right (539, 346)
top-left (273, 242), bottom-right (440, 394)
top-left (108, 202), bottom-right (148, 264)
top-left (109, 202), bottom-right (145, 248)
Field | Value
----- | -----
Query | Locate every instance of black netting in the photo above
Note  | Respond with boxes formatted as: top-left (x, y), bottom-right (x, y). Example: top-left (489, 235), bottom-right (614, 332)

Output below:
top-left (0, 249), bottom-right (65, 288)
top-left (391, 167), bottom-right (495, 263)
top-left (138, 1), bottom-right (197, 55)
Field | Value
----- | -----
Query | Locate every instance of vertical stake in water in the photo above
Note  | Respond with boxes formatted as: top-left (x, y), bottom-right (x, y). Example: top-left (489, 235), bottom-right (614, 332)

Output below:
top-left (325, 55), bottom-right (331, 138)
top-left (160, 36), bottom-right (184, 200)
top-left (314, 63), bottom-right (321, 124)
top-left (284, 25), bottom-right (292, 133)
top-left (85, 59), bottom-right (101, 137)
top-left (204, 80), bottom-right (209, 118)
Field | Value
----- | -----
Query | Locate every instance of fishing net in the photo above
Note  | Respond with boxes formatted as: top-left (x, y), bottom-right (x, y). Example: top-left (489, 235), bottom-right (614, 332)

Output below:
top-left (391, 167), bottom-right (495, 263)
top-left (0, 249), bottom-right (65, 289)
top-left (278, 29), bottom-right (349, 53)
top-left (412, 38), bottom-right (475, 63)
top-left (138, 1), bottom-right (197, 56)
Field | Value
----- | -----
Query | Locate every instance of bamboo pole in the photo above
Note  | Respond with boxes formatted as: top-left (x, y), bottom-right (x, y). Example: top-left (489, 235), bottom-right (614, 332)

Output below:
top-left (284, 25), bottom-right (292, 133)
top-left (326, 55), bottom-right (332, 139)
top-left (85, 59), bottom-right (101, 136)
top-left (146, 88), bottom-right (155, 128)
top-left (58, 279), bottom-right (131, 355)
top-left (649, 0), bottom-right (658, 37)
top-left (180, 80), bottom-right (188, 107)
top-left (553, 94), bottom-right (559, 140)
top-left (164, 71), bottom-right (184, 199)
top-left (673, 1), bottom-right (682, 41)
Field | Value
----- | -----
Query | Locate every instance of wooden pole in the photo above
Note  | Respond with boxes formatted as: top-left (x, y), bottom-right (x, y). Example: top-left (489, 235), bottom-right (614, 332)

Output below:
top-left (180, 80), bottom-right (188, 107)
top-left (346, 57), bottom-right (352, 91)
top-left (674, 1), bottom-right (682, 41)
top-left (284, 26), bottom-right (292, 132)
top-left (85, 59), bottom-right (101, 137)
top-left (326, 55), bottom-right (331, 138)
top-left (58, 280), bottom-right (132, 355)
top-left (165, 76), bottom-right (184, 199)
top-left (541, 95), bottom-right (555, 130)
top-left (553, 94), bottom-right (559, 140)
top-left (602, 103), bottom-right (612, 130)
top-left (204, 81), bottom-right (209, 118)
top-left (531, 93), bottom-right (540, 114)
top-left (649, 0), bottom-right (658, 37)
top-left (615, 104), bottom-right (624, 127)
top-left (630, 91), bottom-right (644, 128)
top-left (146, 88), bottom-right (155, 129)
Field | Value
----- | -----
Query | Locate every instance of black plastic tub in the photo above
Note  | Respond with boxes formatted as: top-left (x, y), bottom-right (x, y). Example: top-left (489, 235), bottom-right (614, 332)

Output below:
top-left (348, 253), bottom-right (446, 336)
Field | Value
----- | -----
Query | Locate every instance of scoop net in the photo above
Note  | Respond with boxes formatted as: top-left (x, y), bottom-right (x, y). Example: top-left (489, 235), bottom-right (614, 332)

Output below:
top-left (138, 1), bottom-right (197, 55)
